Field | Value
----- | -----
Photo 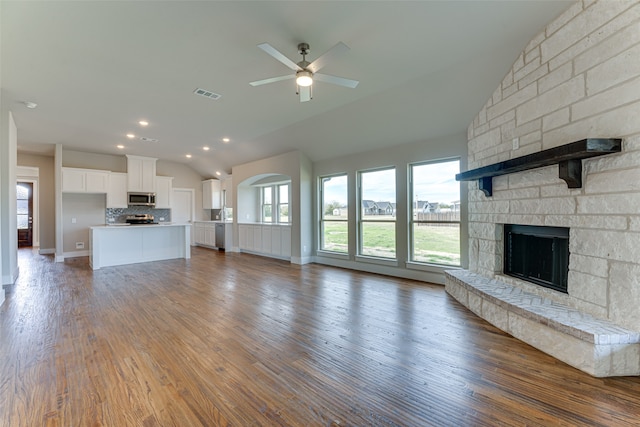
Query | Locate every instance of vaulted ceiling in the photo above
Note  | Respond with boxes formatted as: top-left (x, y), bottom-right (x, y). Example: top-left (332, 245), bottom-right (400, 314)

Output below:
top-left (2, 1), bottom-right (573, 177)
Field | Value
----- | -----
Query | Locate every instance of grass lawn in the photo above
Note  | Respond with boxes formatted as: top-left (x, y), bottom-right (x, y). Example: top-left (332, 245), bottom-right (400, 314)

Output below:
top-left (321, 221), bottom-right (460, 265)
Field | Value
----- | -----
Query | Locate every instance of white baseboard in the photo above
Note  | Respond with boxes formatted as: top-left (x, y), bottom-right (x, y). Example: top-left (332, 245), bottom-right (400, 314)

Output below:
top-left (63, 250), bottom-right (90, 258)
top-left (2, 266), bottom-right (19, 285)
top-left (39, 248), bottom-right (55, 255)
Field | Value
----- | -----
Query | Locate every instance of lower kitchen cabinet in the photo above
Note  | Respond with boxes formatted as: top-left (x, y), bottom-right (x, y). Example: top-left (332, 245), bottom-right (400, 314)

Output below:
top-left (238, 224), bottom-right (291, 260)
top-left (193, 221), bottom-right (232, 249)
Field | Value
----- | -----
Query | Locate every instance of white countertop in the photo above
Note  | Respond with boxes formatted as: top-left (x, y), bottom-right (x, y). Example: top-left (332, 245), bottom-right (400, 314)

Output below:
top-left (91, 223), bottom-right (191, 229)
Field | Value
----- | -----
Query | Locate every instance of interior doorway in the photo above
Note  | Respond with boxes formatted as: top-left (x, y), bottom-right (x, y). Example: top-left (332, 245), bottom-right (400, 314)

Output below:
top-left (17, 182), bottom-right (33, 247)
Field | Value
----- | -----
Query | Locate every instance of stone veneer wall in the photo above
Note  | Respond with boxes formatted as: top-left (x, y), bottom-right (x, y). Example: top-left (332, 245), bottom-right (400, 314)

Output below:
top-left (466, 0), bottom-right (640, 331)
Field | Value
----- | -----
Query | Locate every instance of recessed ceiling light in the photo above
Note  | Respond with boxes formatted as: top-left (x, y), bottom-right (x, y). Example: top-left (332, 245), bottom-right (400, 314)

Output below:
top-left (24, 101), bottom-right (38, 109)
top-left (117, 144), bottom-right (125, 149)
top-left (186, 154), bottom-right (192, 158)
top-left (222, 137), bottom-right (230, 143)
top-left (139, 120), bottom-right (149, 127)
top-left (203, 146), bottom-right (210, 151)
top-left (215, 171), bottom-right (222, 176)
top-left (126, 133), bottom-right (135, 139)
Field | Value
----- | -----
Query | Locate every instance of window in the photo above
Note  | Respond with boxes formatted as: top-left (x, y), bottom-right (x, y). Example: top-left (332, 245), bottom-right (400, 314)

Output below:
top-left (320, 174), bottom-right (348, 253)
top-left (359, 168), bottom-right (396, 259)
top-left (409, 159), bottom-right (460, 266)
top-left (278, 184), bottom-right (289, 223)
top-left (261, 183), bottom-right (290, 224)
top-left (261, 187), bottom-right (273, 222)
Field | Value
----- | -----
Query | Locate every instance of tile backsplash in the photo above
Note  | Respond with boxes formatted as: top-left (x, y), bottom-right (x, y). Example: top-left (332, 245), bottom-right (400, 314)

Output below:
top-left (106, 207), bottom-right (171, 224)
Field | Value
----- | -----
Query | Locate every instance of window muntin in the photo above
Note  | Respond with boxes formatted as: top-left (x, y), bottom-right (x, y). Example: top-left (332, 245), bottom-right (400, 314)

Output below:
top-left (319, 174), bottom-right (348, 253)
top-left (410, 159), bottom-right (460, 266)
top-left (359, 168), bottom-right (396, 259)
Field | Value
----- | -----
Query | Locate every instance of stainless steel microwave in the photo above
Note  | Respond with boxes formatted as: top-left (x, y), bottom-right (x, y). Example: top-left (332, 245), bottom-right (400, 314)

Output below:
top-left (128, 192), bottom-right (156, 207)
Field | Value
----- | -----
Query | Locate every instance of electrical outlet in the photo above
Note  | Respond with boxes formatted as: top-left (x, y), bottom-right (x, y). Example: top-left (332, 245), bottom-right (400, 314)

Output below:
top-left (71, 217), bottom-right (77, 224)
top-left (108, 218), bottom-right (115, 223)
top-left (76, 242), bottom-right (84, 249)
top-left (512, 137), bottom-right (520, 150)
top-left (159, 217), bottom-right (165, 221)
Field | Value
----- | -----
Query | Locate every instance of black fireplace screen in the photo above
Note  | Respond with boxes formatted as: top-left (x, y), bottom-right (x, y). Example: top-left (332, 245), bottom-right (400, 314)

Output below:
top-left (504, 224), bottom-right (569, 293)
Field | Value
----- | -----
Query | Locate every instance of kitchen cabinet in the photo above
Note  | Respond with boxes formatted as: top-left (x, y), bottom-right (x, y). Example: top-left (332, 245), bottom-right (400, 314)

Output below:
top-left (107, 172), bottom-right (128, 208)
top-left (62, 167), bottom-right (109, 193)
top-left (126, 155), bottom-right (157, 192)
top-left (155, 176), bottom-right (173, 209)
top-left (238, 224), bottom-right (290, 259)
top-left (202, 179), bottom-right (221, 209)
top-left (194, 222), bottom-right (206, 245)
top-left (90, 223), bottom-right (191, 270)
top-left (193, 221), bottom-right (232, 249)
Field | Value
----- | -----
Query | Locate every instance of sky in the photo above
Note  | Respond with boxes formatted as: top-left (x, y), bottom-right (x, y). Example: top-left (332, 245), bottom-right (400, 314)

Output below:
top-left (322, 159), bottom-right (460, 206)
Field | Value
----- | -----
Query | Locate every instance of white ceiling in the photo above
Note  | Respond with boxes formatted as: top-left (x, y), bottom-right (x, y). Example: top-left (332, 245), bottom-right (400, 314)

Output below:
top-left (1, 1), bottom-right (573, 178)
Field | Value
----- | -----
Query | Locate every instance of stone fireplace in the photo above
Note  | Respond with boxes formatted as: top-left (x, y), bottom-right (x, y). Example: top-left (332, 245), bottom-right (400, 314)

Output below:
top-left (445, 1), bottom-right (640, 377)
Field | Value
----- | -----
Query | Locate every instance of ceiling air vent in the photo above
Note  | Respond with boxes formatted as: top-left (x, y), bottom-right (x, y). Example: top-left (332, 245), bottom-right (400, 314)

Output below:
top-left (193, 88), bottom-right (222, 100)
top-left (139, 137), bottom-right (159, 143)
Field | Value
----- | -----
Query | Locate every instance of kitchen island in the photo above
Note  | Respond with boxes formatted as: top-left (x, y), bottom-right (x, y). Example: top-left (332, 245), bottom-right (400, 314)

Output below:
top-left (90, 223), bottom-right (191, 270)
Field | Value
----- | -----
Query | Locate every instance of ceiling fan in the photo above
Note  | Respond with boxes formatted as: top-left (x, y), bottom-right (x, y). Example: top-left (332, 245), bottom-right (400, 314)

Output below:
top-left (249, 42), bottom-right (359, 102)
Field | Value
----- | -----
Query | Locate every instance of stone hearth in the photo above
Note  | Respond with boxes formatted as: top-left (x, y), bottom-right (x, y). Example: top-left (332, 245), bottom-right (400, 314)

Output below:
top-left (445, 270), bottom-right (640, 377)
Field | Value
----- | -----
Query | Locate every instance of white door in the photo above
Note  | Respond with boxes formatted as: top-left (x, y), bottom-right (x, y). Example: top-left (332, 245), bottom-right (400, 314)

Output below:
top-left (172, 188), bottom-right (195, 244)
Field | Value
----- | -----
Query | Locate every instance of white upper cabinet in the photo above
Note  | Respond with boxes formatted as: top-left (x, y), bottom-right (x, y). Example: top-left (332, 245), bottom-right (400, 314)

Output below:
top-left (62, 167), bottom-right (109, 193)
top-left (126, 155), bottom-right (157, 192)
top-left (107, 172), bottom-right (128, 208)
top-left (155, 176), bottom-right (173, 209)
top-left (202, 179), bottom-right (221, 209)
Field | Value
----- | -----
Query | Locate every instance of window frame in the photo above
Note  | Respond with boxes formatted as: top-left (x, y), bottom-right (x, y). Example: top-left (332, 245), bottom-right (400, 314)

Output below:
top-left (277, 183), bottom-right (290, 224)
top-left (357, 167), bottom-right (397, 260)
top-left (318, 173), bottom-right (349, 255)
top-left (408, 158), bottom-right (461, 267)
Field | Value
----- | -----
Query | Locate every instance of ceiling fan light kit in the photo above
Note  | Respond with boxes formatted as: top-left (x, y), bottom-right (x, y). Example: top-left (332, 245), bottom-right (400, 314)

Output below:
top-left (296, 70), bottom-right (313, 87)
top-left (250, 41), bottom-right (359, 102)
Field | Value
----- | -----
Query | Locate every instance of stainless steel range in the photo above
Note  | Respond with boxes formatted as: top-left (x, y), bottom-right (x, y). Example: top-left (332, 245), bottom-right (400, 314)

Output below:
top-left (125, 214), bottom-right (157, 225)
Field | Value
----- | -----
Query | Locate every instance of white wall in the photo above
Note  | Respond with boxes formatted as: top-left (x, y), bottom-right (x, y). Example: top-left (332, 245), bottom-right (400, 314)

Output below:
top-left (62, 193), bottom-right (105, 255)
top-left (1, 110), bottom-right (18, 286)
top-left (313, 132), bottom-right (468, 284)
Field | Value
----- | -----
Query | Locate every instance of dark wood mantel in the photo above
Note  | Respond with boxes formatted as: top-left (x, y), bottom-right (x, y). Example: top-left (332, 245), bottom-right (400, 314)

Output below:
top-left (456, 138), bottom-right (622, 196)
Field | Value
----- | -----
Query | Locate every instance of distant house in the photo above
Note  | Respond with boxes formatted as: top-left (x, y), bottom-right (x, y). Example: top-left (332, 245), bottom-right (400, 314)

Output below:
top-left (332, 208), bottom-right (341, 216)
top-left (362, 200), bottom-right (378, 215)
top-left (452, 200), bottom-right (461, 212)
top-left (422, 202), bottom-right (439, 213)
top-left (376, 201), bottom-right (394, 216)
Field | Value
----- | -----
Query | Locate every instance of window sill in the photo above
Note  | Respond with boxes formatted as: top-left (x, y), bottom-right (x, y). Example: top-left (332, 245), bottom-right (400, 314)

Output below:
top-left (355, 255), bottom-right (398, 267)
top-left (316, 250), bottom-right (349, 260)
top-left (405, 261), bottom-right (461, 273)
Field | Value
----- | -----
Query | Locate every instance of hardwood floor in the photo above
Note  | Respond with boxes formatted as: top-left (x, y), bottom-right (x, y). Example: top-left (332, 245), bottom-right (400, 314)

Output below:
top-left (1, 248), bottom-right (640, 426)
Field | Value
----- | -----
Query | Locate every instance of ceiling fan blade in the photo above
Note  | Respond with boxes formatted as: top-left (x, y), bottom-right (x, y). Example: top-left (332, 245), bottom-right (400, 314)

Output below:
top-left (308, 42), bottom-right (350, 73)
top-left (314, 73), bottom-right (359, 89)
top-left (257, 43), bottom-right (301, 71)
top-left (249, 74), bottom-right (295, 86)
top-left (299, 86), bottom-right (312, 102)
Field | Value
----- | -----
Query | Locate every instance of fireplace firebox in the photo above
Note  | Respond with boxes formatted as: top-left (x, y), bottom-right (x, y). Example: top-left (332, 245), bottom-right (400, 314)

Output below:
top-left (504, 224), bottom-right (569, 293)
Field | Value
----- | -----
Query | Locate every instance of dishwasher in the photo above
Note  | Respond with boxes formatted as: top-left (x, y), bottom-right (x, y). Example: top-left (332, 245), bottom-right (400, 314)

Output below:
top-left (215, 223), bottom-right (225, 250)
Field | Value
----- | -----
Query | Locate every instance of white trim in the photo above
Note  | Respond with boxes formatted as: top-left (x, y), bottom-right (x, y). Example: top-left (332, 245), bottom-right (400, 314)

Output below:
top-left (63, 250), bottom-right (90, 258)
top-left (2, 266), bottom-right (19, 286)
top-left (39, 248), bottom-right (55, 255)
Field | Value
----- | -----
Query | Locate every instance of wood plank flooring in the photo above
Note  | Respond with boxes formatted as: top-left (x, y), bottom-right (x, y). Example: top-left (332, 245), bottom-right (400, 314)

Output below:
top-left (1, 247), bottom-right (640, 426)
